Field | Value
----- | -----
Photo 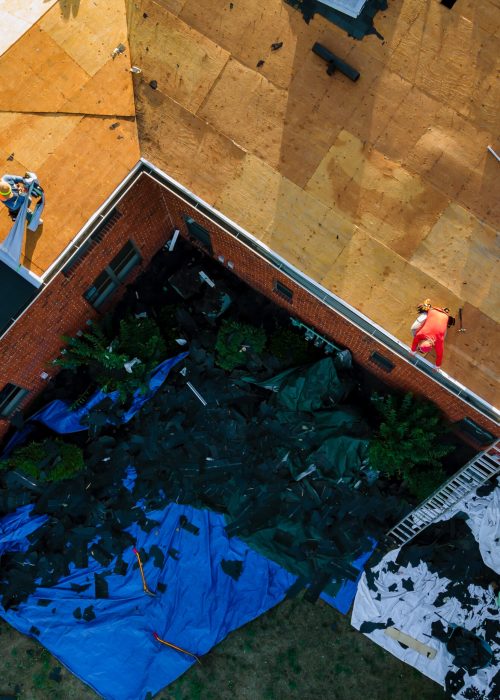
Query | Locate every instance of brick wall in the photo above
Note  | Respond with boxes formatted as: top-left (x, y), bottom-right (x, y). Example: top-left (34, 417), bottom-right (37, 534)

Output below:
top-left (0, 175), bottom-right (174, 439)
top-left (0, 172), bottom-right (498, 444)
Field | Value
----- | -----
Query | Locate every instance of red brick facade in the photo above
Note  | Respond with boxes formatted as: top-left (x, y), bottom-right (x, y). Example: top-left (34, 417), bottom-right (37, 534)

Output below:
top-left (0, 173), bottom-right (498, 443)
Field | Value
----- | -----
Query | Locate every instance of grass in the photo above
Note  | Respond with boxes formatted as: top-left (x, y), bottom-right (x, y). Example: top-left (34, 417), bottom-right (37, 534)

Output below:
top-left (0, 599), bottom-right (446, 700)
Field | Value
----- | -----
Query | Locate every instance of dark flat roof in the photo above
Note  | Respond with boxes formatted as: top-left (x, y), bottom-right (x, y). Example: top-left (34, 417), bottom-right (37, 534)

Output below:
top-left (0, 260), bottom-right (38, 335)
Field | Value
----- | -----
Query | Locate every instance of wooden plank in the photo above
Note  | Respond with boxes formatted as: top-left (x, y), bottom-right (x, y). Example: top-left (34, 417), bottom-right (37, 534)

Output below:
top-left (127, 0), bottom-right (230, 114)
top-left (411, 203), bottom-right (500, 324)
top-left (21, 116), bottom-right (140, 273)
top-left (305, 130), bottom-right (449, 259)
top-left (215, 154), bottom-right (283, 240)
top-left (39, 0), bottom-right (129, 77)
top-left (0, 25), bottom-right (89, 113)
top-left (60, 49), bottom-right (136, 116)
top-left (137, 86), bottom-right (245, 206)
top-left (198, 57), bottom-right (288, 170)
top-left (384, 627), bottom-right (437, 660)
top-left (0, 0), bottom-right (58, 57)
top-left (0, 113), bottom-right (83, 171)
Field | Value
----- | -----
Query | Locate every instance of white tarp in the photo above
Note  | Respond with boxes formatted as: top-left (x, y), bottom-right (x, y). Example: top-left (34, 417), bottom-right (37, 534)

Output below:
top-left (352, 485), bottom-right (499, 699)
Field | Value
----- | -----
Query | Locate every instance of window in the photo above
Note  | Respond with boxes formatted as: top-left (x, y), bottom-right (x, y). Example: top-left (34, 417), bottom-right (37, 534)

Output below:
top-left (63, 208), bottom-right (122, 278)
top-left (0, 383), bottom-right (29, 418)
top-left (370, 351), bottom-right (394, 373)
top-left (185, 217), bottom-right (213, 253)
top-left (273, 280), bottom-right (294, 303)
top-left (84, 240), bottom-right (141, 309)
top-left (455, 418), bottom-right (495, 446)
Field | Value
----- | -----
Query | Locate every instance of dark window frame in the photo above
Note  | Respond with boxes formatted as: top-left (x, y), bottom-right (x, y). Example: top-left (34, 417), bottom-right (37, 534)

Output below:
top-left (83, 240), bottom-right (141, 309)
top-left (184, 216), bottom-right (213, 253)
top-left (273, 280), bottom-right (294, 303)
top-left (0, 383), bottom-right (29, 418)
top-left (369, 351), bottom-right (394, 373)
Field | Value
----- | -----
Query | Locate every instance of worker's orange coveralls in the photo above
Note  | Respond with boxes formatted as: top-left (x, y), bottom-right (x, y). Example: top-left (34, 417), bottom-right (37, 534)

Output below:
top-left (411, 307), bottom-right (448, 367)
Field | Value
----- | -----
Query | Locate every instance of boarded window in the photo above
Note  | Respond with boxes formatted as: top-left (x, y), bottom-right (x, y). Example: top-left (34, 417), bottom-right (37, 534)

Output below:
top-left (185, 217), bottom-right (213, 253)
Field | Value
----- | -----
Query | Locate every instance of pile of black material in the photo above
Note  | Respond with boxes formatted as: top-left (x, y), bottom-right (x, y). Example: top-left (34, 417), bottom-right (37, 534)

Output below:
top-left (447, 627), bottom-right (493, 674)
top-left (0, 244), bottom-right (409, 609)
top-left (396, 516), bottom-right (498, 610)
top-left (433, 621), bottom-right (494, 676)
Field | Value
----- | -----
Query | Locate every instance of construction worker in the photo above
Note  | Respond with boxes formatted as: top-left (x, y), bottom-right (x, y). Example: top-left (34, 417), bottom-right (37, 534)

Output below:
top-left (0, 173), bottom-right (43, 226)
top-left (411, 304), bottom-right (451, 369)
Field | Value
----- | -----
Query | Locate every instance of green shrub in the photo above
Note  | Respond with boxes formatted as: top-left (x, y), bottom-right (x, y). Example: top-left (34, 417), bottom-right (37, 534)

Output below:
top-left (116, 316), bottom-right (166, 362)
top-left (54, 316), bottom-right (166, 401)
top-left (406, 464), bottom-right (447, 502)
top-left (215, 320), bottom-right (266, 371)
top-left (3, 439), bottom-right (85, 483)
top-left (369, 392), bottom-right (453, 500)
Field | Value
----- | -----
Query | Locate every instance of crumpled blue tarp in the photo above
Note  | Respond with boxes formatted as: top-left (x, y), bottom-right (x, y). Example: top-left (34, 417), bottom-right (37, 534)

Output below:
top-left (0, 504), bottom-right (47, 556)
top-left (319, 539), bottom-right (377, 614)
top-left (2, 353), bottom-right (188, 457)
top-left (0, 502), bottom-right (296, 700)
top-left (34, 353), bottom-right (188, 433)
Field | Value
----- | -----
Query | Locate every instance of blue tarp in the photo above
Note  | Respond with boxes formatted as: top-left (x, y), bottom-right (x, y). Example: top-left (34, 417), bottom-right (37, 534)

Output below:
top-left (2, 353), bottom-right (188, 456)
top-left (319, 539), bottom-right (377, 614)
top-left (0, 505), bottom-right (47, 556)
top-left (0, 502), bottom-right (297, 700)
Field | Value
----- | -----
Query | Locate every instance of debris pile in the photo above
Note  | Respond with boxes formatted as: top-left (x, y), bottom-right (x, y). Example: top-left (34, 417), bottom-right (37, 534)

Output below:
top-left (0, 242), bottom-right (410, 610)
top-left (352, 483), bottom-right (500, 700)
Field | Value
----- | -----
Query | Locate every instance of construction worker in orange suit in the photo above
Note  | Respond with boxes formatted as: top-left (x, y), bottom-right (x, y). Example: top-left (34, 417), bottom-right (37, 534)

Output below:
top-left (411, 305), bottom-right (450, 370)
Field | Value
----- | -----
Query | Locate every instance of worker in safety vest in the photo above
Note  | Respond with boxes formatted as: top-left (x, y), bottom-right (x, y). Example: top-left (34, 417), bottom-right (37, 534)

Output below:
top-left (0, 173), bottom-right (43, 226)
top-left (411, 305), bottom-right (450, 369)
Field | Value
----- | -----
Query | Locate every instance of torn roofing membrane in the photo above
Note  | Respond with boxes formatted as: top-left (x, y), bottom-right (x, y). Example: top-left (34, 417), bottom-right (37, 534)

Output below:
top-left (352, 483), bottom-right (500, 700)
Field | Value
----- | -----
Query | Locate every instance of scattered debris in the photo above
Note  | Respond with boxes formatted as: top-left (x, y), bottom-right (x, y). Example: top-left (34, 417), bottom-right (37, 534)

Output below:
top-left (257, 60), bottom-right (265, 68)
top-left (312, 42), bottom-right (360, 82)
top-left (221, 559), bottom-right (244, 581)
top-left (6, 153), bottom-right (14, 161)
top-left (130, 66), bottom-right (142, 74)
top-left (487, 145), bottom-right (500, 163)
top-left (149, 80), bottom-right (158, 90)
top-left (186, 381), bottom-right (207, 406)
top-left (271, 42), bottom-right (283, 51)
top-left (179, 515), bottom-right (200, 535)
top-left (109, 122), bottom-right (120, 130)
top-left (111, 43), bottom-right (126, 59)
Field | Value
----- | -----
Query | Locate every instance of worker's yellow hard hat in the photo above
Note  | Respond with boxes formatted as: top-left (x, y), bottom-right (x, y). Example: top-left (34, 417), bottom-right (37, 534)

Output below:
top-left (0, 180), bottom-right (12, 200)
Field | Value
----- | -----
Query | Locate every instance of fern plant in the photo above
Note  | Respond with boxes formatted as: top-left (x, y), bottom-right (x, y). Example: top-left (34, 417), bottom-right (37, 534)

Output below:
top-left (54, 317), bottom-right (166, 402)
top-left (215, 320), bottom-right (266, 371)
top-left (369, 392), bottom-right (452, 500)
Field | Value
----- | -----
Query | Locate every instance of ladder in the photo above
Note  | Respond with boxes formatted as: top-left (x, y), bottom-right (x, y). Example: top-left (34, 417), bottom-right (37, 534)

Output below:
top-left (387, 439), bottom-right (500, 547)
